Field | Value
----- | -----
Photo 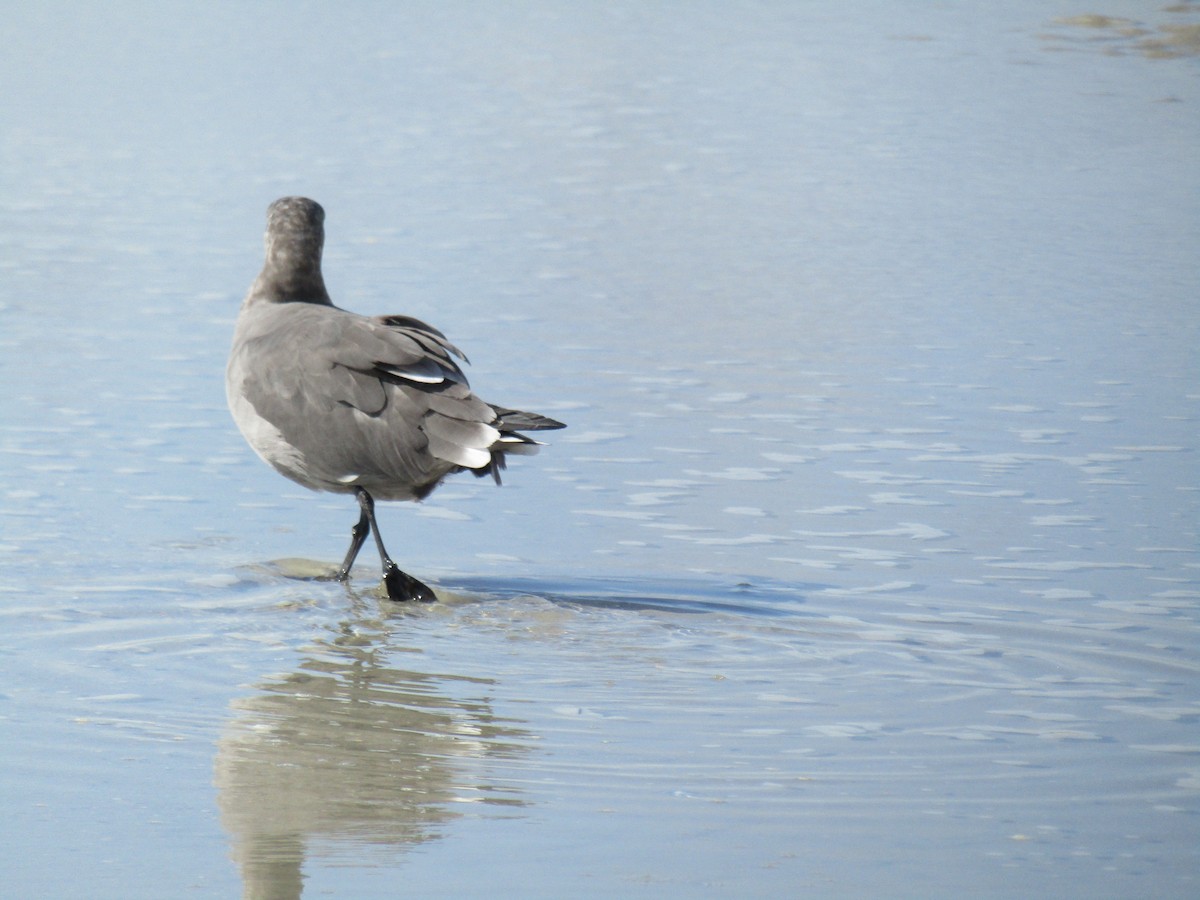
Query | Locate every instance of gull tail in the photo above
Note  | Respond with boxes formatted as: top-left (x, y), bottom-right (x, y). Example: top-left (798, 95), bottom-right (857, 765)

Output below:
top-left (475, 407), bottom-right (566, 485)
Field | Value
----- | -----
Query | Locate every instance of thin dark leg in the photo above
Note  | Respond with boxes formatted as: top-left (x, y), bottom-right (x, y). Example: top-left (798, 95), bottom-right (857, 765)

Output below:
top-left (335, 502), bottom-right (372, 582)
top-left (351, 487), bottom-right (436, 602)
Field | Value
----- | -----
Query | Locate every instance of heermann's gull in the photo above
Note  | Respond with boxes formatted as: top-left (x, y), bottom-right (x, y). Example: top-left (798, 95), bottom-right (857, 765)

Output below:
top-left (227, 197), bottom-right (565, 601)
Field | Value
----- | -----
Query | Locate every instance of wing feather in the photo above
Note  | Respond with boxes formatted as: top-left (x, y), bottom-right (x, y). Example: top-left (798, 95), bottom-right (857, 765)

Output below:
top-left (231, 300), bottom-right (563, 498)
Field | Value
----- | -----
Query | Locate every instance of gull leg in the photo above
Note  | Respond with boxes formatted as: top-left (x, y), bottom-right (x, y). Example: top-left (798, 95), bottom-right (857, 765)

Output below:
top-left (353, 487), bottom-right (436, 602)
top-left (335, 499), bottom-right (371, 581)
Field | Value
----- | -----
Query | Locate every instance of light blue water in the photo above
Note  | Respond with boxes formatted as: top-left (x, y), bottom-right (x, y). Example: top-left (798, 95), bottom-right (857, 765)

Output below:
top-left (2, 3), bottom-right (1198, 897)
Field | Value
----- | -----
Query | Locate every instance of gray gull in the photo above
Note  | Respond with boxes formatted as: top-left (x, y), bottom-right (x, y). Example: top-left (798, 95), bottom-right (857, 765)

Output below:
top-left (226, 196), bottom-right (565, 601)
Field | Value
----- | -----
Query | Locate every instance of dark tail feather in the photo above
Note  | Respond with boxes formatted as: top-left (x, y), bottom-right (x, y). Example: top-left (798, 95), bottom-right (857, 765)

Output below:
top-left (484, 449), bottom-right (508, 485)
top-left (492, 407), bottom-right (567, 432)
top-left (468, 407), bottom-right (565, 485)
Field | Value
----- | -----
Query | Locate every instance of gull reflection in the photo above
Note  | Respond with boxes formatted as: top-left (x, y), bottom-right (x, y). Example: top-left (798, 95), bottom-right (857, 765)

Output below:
top-left (215, 601), bottom-right (529, 899)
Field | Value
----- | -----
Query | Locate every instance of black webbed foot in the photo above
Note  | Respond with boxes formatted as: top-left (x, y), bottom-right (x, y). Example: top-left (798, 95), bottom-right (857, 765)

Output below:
top-left (381, 561), bottom-right (437, 603)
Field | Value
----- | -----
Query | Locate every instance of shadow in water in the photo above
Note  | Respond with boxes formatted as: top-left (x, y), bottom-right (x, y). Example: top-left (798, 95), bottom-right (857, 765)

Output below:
top-left (442, 572), bottom-right (821, 619)
top-left (214, 596), bottom-right (531, 899)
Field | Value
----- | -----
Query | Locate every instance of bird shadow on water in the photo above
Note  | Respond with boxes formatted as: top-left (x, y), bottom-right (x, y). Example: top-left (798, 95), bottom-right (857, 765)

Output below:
top-left (444, 573), bottom-right (820, 619)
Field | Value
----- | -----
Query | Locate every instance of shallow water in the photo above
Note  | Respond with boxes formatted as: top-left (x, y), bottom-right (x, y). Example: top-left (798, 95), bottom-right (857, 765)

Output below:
top-left (2, 2), bottom-right (1199, 897)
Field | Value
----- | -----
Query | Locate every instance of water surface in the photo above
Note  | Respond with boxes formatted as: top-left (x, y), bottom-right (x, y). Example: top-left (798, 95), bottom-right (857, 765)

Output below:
top-left (2, 2), bottom-right (1198, 897)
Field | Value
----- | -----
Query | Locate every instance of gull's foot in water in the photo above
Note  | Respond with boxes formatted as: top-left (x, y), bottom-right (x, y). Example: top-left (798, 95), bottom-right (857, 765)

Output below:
top-left (381, 562), bottom-right (437, 603)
